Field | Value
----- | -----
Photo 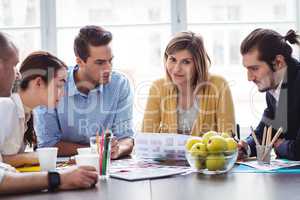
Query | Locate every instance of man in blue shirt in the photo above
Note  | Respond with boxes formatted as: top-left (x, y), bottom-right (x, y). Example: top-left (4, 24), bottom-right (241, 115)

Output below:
top-left (34, 25), bottom-right (134, 158)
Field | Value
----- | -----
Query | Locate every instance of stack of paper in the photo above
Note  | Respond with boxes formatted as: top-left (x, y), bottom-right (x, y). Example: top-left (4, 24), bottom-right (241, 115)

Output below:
top-left (134, 132), bottom-right (194, 160)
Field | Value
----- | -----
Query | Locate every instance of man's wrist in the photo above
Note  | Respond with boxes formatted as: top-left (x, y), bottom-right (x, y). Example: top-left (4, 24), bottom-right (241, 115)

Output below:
top-left (241, 140), bottom-right (251, 157)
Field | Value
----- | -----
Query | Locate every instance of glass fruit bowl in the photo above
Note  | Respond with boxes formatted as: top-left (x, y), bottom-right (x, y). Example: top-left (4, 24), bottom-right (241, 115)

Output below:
top-left (185, 150), bottom-right (238, 174)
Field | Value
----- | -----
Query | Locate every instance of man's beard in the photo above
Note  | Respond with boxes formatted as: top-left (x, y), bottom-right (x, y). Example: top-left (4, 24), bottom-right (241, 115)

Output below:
top-left (256, 76), bottom-right (275, 93)
top-left (258, 87), bottom-right (271, 92)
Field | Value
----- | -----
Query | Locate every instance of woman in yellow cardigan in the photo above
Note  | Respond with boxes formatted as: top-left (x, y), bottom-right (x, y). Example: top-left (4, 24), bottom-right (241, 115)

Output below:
top-left (142, 31), bottom-right (235, 136)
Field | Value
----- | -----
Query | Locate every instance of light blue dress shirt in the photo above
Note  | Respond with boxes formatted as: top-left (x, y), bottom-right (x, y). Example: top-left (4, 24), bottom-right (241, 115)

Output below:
top-left (34, 65), bottom-right (134, 147)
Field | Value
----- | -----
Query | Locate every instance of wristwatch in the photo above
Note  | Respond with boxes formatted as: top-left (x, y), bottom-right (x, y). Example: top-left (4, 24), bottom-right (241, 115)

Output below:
top-left (48, 171), bottom-right (61, 192)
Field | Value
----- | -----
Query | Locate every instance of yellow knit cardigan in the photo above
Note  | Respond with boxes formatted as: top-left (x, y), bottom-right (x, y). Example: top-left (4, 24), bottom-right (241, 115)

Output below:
top-left (141, 75), bottom-right (235, 136)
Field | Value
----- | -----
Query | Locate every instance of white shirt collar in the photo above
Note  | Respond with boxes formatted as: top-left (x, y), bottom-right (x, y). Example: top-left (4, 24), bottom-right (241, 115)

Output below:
top-left (10, 93), bottom-right (31, 119)
top-left (269, 67), bottom-right (287, 102)
top-left (269, 79), bottom-right (282, 102)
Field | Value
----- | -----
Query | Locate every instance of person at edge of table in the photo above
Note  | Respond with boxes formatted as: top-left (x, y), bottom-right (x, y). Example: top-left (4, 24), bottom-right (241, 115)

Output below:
top-left (0, 51), bottom-right (68, 168)
top-left (238, 28), bottom-right (300, 161)
top-left (0, 31), bottom-right (98, 194)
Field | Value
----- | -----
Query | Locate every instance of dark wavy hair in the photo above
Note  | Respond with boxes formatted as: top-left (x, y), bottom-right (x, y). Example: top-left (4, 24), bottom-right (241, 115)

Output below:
top-left (240, 28), bottom-right (300, 71)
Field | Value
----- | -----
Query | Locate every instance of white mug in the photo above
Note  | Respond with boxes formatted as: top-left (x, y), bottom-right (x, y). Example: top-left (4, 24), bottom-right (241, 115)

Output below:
top-left (37, 147), bottom-right (58, 171)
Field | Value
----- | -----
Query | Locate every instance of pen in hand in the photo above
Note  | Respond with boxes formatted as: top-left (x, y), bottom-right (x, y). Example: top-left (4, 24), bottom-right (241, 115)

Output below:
top-left (232, 124), bottom-right (248, 159)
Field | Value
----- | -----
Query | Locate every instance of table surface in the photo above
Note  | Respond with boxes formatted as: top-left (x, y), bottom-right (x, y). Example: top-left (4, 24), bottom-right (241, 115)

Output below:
top-left (3, 172), bottom-right (300, 200)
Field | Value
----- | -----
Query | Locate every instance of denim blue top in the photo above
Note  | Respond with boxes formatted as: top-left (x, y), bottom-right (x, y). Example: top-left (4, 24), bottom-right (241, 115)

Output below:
top-left (34, 65), bottom-right (134, 147)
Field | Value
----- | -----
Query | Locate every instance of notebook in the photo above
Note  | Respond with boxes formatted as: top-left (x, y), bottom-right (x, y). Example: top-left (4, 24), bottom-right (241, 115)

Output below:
top-left (16, 166), bottom-right (41, 172)
top-left (110, 167), bottom-right (187, 181)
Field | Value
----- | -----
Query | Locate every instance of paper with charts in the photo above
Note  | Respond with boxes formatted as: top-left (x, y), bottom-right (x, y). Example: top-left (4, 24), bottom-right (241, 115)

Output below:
top-left (134, 132), bottom-right (195, 160)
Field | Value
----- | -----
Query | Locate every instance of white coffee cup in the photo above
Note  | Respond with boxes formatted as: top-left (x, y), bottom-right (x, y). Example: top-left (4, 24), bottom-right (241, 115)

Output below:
top-left (37, 147), bottom-right (58, 171)
top-left (77, 147), bottom-right (92, 155)
top-left (75, 154), bottom-right (100, 172)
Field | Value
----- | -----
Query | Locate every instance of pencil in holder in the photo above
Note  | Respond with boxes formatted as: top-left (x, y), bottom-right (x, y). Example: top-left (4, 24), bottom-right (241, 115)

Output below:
top-left (98, 131), bottom-right (112, 179)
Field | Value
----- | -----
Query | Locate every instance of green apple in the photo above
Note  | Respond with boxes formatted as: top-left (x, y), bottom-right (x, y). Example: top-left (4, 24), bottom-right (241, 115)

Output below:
top-left (202, 131), bottom-right (218, 145)
top-left (220, 132), bottom-right (231, 138)
top-left (190, 142), bottom-right (208, 157)
top-left (194, 159), bottom-right (206, 170)
top-left (207, 135), bottom-right (227, 153)
top-left (226, 138), bottom-right (238, 152)
top-left (185, 138), bottom-right (203, 151)
top-left (206, 154), bottom-right (226, 171)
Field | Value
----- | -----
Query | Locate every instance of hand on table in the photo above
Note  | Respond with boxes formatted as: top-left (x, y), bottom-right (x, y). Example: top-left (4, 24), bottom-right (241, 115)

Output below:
top-left (110, 137), bottom-right (120, 159)
top-left (273, 138), bottom-right (285, 149)
top-left (59, 166), bottom-right (98, 190)
top-left (237, 140), bottom-right (249, 161)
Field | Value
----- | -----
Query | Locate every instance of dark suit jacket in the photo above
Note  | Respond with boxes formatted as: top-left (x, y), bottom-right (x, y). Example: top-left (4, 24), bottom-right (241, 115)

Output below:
top-left (246, 58), bottom-right (300, 160)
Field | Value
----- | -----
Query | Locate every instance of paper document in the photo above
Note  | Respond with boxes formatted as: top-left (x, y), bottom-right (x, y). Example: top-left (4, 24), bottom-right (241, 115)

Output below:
top-left (110, 167), bottom-right (187, 181)
top-left (134, 132), bottom-right (195, 160)
top-left (109, 158), bottom-right (190, 181)
top-left (237, 159), bottom-right (300, 171)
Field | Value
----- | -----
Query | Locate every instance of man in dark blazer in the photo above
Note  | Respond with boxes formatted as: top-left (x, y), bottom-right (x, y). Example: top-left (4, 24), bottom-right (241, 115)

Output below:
top-left (238, 28), bottom-right (300, 160)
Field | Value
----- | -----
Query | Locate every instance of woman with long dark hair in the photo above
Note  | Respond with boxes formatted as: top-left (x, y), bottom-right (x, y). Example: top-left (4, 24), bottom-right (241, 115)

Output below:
top-left (0, 51), bottom-right (67, 167)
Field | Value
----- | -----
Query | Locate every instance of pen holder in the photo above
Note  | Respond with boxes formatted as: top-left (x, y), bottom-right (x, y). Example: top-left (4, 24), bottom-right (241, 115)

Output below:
top-left (256, 145), bottom-right (272, 164)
